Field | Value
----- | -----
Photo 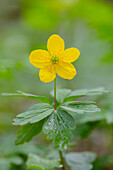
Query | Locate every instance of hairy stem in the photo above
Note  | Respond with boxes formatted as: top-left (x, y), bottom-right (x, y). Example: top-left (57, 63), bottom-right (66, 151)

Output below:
top-left (54, 78), bottom-right (66, 170)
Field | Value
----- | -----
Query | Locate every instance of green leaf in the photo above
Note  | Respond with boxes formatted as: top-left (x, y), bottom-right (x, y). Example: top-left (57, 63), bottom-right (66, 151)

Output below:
top-left (64, 101), bottom-right (96, 105)
top-left (65, 152), bottom-right (96, 170)
top-left (43, 110), bottom-right (75, 150)
top-left (13, 103), bottom-right (54, 126)
top-left (50, 88), bottom-right (71, 103)
top-left (26, 153), bottom-right (60, 170)
top-left (60, 103), bottom-right (100, 118)
top-left (8, 156), bottom-right (23, 165)
top-left (0, 156), bottom-right (23, 170)
top-left (15, 120), bottom-right (44, 145)
top-left (64, 87), bottom-right (109, 102)
top-left (68, 164), bottom-right (93, 170)
top-left (2, 91), bottom-right (50, 104)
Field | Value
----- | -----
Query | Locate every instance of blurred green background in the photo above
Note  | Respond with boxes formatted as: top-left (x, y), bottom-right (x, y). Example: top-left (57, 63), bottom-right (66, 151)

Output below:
top-left (0, 0), bottom-right (113, 169)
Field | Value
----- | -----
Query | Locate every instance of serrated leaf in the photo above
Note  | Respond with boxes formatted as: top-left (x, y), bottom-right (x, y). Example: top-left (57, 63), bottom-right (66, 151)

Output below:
top-left (64, 87), bottom-right (109, 102)
top-left (43, 110), bottom-right (75, 150)
top-left (26, 153), bottom-right (60, 170)
top-left (50, 88), bottom-right (72, 103)
top-left (2, 91), bottom-right (50, 104)
top-left (15, 120), bottom-right (44, 145)
top-left (65, 152), bottom-right (96, 170)
top-left (13, 103), bottom-right (54, 126)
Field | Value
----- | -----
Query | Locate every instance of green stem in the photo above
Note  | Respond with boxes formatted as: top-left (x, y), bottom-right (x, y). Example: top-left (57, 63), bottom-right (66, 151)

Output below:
top-left (54, 78), bottom-right (56, 110)
top-left (54, 78), bottom-right (66, 170)
top-left (59, 150), bottom-right (67, 170)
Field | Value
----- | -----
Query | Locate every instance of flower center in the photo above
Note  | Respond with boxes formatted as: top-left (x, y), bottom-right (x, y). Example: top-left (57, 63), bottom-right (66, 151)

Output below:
top-left (51, 55), bottom-right (59, 64)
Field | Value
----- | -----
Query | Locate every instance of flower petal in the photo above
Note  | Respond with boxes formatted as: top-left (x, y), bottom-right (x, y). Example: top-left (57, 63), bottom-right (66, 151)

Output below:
top-left (29, 50), bottom-right (50, 68)
top-left (47, 34), bottom-right (65, 56)
top-left (60, 48), bottom-right (80, 63)
top-left (39, 66), bottom-right (56, 83)
top-left (56, 62), bottom-right (76, 80)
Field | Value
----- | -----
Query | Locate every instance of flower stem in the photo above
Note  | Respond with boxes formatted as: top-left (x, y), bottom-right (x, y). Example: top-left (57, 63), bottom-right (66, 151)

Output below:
top-left (54, 78), bottom-right (56, 110)
top-left (59, 150), bottom-right (67, 170)
top-left (54, 78), bottom-right (67, 170)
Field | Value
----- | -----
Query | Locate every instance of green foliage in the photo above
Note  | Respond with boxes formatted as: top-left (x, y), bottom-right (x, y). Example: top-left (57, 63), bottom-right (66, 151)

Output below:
top-left (26, 153), bottom-right (60, 170)
top-left (12, 86), bottom-right (107, 150)
top-left (0, 156), bottom-right (23, 170)
top-left (13, 103), bottom-right (54, 145)
top-left (2, 91), bottom-right (50, 104)
top-left (50, 88), bottom-right (71, 104)
top-left (64, 101), bottom-right (96, 105)
top-left (43, 110), bottom-right (75, 150)
top-left (60, 103), bottom-right (100, 115)
top-left (50, 88), bottom-right (109, 105)
top-left (0, 134), bottom-right (43, 170)
top-left (65, 152), bottom-right (96, 170)
top-left (23, 0), bottom-right (61, 30)
top-left (13, 103), bottom-right (53, 125)
top-left (64, 87), bottom-right (109, 102)
top-left (73, 122), bottom-right (98, 139)
top-left (15, 120), bottom-right (44, 145)
top-left (93, 154), bottom-right (113, 170)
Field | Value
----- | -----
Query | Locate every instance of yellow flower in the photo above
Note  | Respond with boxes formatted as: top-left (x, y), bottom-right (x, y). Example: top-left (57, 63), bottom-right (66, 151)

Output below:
top-left (29, 34), bottom-right (80, 83)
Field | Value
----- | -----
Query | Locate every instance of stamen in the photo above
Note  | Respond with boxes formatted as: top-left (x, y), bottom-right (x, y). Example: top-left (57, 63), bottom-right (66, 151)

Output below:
top-left (51, 55), bottom-right (59, 64)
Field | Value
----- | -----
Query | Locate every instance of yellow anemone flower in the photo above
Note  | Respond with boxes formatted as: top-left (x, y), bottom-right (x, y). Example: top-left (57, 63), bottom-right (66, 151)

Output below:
top-left (29, 34), bottom-right (80, 83)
